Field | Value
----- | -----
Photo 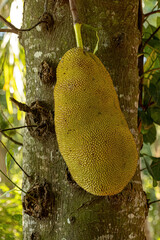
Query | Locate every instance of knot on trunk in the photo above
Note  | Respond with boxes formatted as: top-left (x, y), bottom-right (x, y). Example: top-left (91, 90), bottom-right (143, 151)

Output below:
top-left (10, 98), bottom-right (55, 139)
top-left (25, 100), bottom-right (55, 139)
top-left (23, 182), bottom-right (54, 219)
top-left (39, 60), bottom-right (56, 85)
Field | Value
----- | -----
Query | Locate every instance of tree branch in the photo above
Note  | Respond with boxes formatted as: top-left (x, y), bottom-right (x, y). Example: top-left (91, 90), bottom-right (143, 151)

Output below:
top-left (0, 140), bottom-right (30, 178)
top-left (0, 125), bottom-right (37, 146)
top-left (69, 0), bottom-right (80, 24)
top-left (0, 14), bottom-right (47, 34)
top-left (140, 67), bottom-right (160, 79)
top-left (0, 14), bottom-right (18, 30)
top-left (142, 26), bottom-right (160, 50)
top-left (1, 132), bottom-right (23, 146)
top-left (148, 199), bottom-right (160, 205)
top-left (0, 169), bottom-right (28, 195)
top-left (10, 97), bottom-right (32, 113)
top-left (144, 10), bottom-right (160, 18)
top-left (0, 125), bottom-right (37, 133)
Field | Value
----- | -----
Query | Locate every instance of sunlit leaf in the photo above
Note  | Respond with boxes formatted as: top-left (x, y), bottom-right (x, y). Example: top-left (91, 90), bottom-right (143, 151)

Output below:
top-left (5, 150), bottom-right (14, 173)
top-left (157, 17), bottom-right (160, 27)
top-left (144, 50), bottom-right (157, 76)
top-left (140, 143), bottom-right (152, 156)
top-left (6, 90), bottom-right (13, 114)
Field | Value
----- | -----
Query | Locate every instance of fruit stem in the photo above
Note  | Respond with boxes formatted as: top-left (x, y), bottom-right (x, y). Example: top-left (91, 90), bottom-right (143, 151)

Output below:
top-left (69, 0), bottom-right (83, 48)
top-left (74, 23), bottom-right (83, 48)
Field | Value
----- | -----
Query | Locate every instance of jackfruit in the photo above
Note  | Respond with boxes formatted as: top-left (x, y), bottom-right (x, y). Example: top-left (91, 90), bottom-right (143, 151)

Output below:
top-left (54, 47), bottom-right (138, 196)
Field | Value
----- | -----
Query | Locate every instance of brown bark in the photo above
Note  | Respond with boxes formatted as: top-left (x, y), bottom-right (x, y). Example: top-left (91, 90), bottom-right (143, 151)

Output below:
top-left (21, 0), bottom-right (148, 239)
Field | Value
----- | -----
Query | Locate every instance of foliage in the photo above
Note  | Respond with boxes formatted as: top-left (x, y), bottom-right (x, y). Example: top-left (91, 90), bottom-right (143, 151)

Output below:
top-left (0, 184), bottom-right (23, 240)
top-left (0, 137), bottom-right (23, 239)
top-left (140, 0), bottom-right (160, 185)
top-left (140, 1), bottom-right (160, 239)
top-left (0, 0), bottom-right (24, 239)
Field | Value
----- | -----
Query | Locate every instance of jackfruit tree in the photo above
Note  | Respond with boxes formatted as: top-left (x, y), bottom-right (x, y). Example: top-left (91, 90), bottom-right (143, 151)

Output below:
top-left (17, 0), bottom-right (149, 239)
top-left (3, 0), bottom-right (160, 239)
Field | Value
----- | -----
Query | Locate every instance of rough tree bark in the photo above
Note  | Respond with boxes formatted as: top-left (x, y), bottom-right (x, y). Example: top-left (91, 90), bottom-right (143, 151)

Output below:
top-left (21, 0), bottom-right (148, 239)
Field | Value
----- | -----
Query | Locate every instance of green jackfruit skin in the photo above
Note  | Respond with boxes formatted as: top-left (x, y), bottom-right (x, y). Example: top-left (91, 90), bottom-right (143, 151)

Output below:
top-left (54, 47), bottom-right (138, 196)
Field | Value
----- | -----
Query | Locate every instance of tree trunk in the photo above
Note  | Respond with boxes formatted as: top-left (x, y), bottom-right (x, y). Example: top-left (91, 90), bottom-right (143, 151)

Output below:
top-left (21, 0), bottom-right (148, 239)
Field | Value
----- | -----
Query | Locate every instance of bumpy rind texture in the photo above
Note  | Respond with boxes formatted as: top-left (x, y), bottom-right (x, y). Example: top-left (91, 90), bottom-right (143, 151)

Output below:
top-left (54, 47), bottom-right (138, 196)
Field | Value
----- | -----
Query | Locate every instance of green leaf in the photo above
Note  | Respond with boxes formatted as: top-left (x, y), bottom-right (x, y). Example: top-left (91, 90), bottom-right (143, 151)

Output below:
top-left (140, 143), bottom-right (152, 156)
top-left (5, 150), bottom-right (13, 173)
top-left (148, 106), bottom-right (160, 125)
top-left (142, 86), bottom-right (152, 109)
top-left (143, 124), bottom-right (156, 144)
top-left (157, 17), bottom-right (160, 27)
top-left (12, 214), bottom-right (22, 224)
top-left (150, 158), bottom-right (160, 181)
top-left (3, 234), bottom-right (13, 240)
top-left (144, 50), bottom-right (157, 75)
top-left (142, 154), bottom-right (160, 181)
top-left (145, 39), bottom-right (160, 51)
top-left (148, 155), bottom-right (160, 162)
top-left (0, 113), bottom-right (8, 129)
top-left (153, 179), bottom-right (158, 187)
top-left (149, 81), bottom-right (160, 105)
top-left (143, 24), bottom-right (155, 40)
top-left (144, 156), bottom-right (155, 179)
top-left (139, 108), bottom-right (153, 131)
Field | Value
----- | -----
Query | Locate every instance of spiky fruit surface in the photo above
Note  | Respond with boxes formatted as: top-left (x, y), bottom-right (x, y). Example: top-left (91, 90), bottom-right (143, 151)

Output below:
top-left (54, 47), bottom-right (138, 196)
